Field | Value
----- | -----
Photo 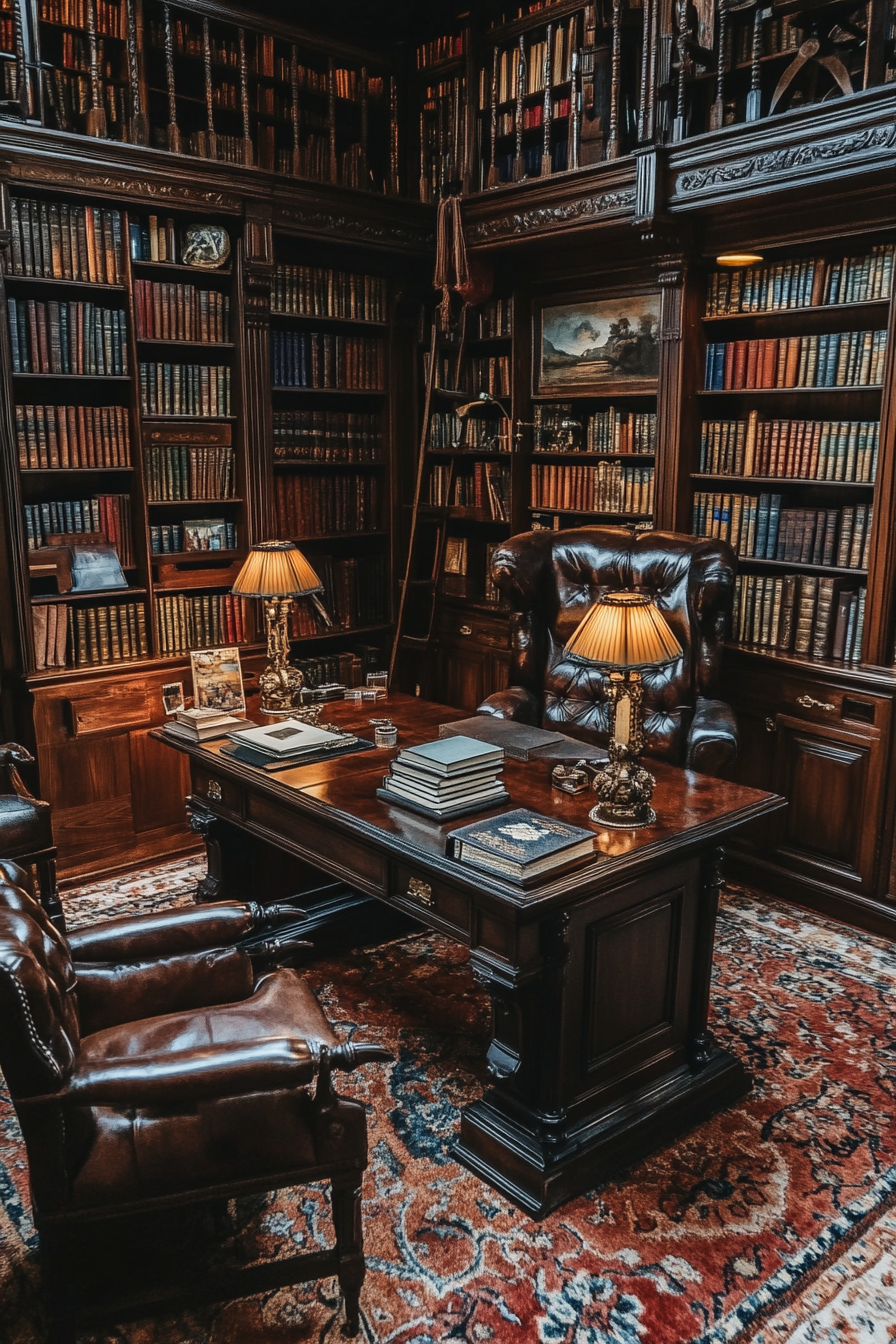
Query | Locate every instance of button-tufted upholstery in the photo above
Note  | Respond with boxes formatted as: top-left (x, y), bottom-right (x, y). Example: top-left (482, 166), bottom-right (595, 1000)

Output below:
top-left (477, 527), bottom-right (738, 776)
top-left (0, 879), bottom-right (390, 1339)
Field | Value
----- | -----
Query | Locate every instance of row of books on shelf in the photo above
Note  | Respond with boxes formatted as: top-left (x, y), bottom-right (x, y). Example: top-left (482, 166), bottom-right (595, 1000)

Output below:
top-left (290, 650), bottom-right (373, 691)
top-left (699, 414), bottom-right (879, 482)
top-left (272, 410), bottom-right (382, 460)
top-left (138, 363), bottom-right (232, 418)
top-left (471, 355), bottom-right (511, 398)
top-left (289, 555), bottom-right (388, 634)
top-left (133, 281), bottom-right (230, 344)
top-left (8, 300), bottom-right (128, 376)
top-left (59, 32), bottom-right (118, 78)
top-left (128, 215), bottom-right (186, 265)
top-left (429, 410), bottom-right (513, 450)
top-left (274, 472), bottom-right (378, 537)
top-left (705, 245), bottom-right (895, 316)
top-left (499, 95), bottom-right (571, 134)
top-left (143, 445), bottom-right (236, 502)
top-left (155, 594), bottom-right (249, 658)
top-left (43, 69), bottom-right (129, 136)
top-left (533, 404), bottom-right (657, 454)
top-left (5, 198), bottom-right (123, 283)
top-left (531, 462), bottom-right (655, 515)
top-left (693, 492), bottom-right (872, 569)
top-left (271, 331), bottom-right (384, 389)
top-left (271, 266), bottom-right (387, 322)
top-left (417, 33), bottom-right (464, 66)
top-left (481, 19), bottom-right (577, 106)
top-left (39, 0), bottom-right (126, 39)
top-left (15, 403), bottom-right (130, 469)
top-left (419, 75), bottom-right (466, 206)
top-left (34, 600), bottom-right (149, 671)
top-left (477, 297), bottom-right (513, 338)
top-left (704, 331), bottom-right (887, 390)
top-left (487, 139), bottom-right (571, 184)
top-left (150, 521), bottom-right (238, 554)
top-left (732, 12), bottom-right (799, 62)
top-left (23, 494), bottom-right (133, 562)
top-left (734, 573), bottom-right (865, 664)
top-left (429, 462), bottom-right (510, 519)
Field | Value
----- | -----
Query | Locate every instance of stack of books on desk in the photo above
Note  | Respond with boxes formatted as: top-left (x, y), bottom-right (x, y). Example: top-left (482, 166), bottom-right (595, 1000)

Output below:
top-left (377, 736), bottom-right (509, 821)
top-left (163, 707), bottom-right (244, 742)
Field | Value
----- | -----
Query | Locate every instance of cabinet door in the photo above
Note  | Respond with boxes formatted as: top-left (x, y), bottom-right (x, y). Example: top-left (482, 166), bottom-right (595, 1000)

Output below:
top-left (726, 705), bottom-right (784, 854)
top-left (772, 714), bottom-right (886, 892)
top-left (439, 640), bottom-right (488, 712)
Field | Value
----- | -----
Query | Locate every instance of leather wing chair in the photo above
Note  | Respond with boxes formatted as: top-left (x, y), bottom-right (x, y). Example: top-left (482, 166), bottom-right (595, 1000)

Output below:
top-left (0, 743), bottom-right (62, 928)
top-left (478, 527), bottom-right (739, 775)
top-left (0, 901), bottom-right (391, 1340)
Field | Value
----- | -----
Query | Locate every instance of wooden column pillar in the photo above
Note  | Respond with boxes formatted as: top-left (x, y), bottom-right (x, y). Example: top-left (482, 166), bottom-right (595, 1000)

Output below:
top-left (240, 207), bottom-right (274, 543)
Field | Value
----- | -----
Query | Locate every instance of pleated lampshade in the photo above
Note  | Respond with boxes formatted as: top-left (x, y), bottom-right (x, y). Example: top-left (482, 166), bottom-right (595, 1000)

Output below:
top-left (564, 591), bottom-right (682, 670)
top-left (232, 541), bottom-right (324, 598)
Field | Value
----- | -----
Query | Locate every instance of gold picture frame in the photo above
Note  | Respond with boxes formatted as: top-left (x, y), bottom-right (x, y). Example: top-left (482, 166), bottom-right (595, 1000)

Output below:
top-left (190, 647), bottom-right (246, 714)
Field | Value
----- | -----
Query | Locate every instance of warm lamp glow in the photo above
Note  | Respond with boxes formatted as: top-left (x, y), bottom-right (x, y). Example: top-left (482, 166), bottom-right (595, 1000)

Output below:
top-left (232, 540), bottom-right (323, 599)
top-left (564, 592), bottom-right (682, 671)
top-left (715, 252), bottom-right (764, 268)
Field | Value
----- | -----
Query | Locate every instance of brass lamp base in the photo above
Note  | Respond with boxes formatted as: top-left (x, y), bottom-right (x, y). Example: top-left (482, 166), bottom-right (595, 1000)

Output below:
top-left (258, 596), bottom-right (305, 717)
top-left (589, 741), bottom-right (657, 830)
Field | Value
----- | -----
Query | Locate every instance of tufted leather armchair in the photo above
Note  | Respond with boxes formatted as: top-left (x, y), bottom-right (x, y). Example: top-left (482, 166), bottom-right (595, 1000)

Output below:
top-left (478, 528), bottom-right (739, 776)
top-left (0, 892), bottom-right (390, 1340)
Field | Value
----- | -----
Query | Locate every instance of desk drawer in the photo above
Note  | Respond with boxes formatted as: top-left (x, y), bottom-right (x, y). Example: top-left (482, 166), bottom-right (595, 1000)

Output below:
top-left (392, 862), bottom-right (471, 937)
top-left (191, 767), bottom-right (242, 817)
top-left (247, 794), bottom-right (386, 892)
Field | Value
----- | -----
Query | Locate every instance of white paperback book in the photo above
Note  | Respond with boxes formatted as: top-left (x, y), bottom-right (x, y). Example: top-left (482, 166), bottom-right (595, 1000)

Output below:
top-left (228, 718), bottom-right (346, 757)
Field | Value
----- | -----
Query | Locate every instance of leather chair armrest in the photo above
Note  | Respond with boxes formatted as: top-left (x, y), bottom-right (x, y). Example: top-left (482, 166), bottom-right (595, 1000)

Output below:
top-left (45, 1038), bottom-right (317, 1107)
top-left (477, 686), bottom-right (540, 724)
top-left (76, 946), bottom-right (256, 1034)
top-left (685, 698), bottom-right (739, 777)
top-left (23, 1039), bottom-right (393, 1109)
top-left (67, 901), bottom-right (305, 962)
top-left (0, 743), bottom-right (36, 798)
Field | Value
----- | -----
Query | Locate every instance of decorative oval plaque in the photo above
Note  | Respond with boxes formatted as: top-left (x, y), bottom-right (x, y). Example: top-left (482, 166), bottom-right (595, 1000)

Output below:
top-left (181, 224), bottom-right (231, 269)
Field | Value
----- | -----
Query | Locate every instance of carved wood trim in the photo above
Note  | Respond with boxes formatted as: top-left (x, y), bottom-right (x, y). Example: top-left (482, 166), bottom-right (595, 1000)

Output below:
top-left (465, 188), bottom-right (636, 244)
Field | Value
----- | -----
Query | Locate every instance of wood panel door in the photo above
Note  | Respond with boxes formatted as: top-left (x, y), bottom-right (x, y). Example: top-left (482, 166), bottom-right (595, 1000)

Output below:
top-left (771, 714), bottom-right (887, 892)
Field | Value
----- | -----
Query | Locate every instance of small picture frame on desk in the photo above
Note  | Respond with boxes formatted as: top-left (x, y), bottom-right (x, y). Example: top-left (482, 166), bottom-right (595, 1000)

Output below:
top-left (536, 291), bottom-right (661, 394)
top-left (161, 681), bottom-right (185, 716)
top-left (191, 647), bottom-right (246, 714)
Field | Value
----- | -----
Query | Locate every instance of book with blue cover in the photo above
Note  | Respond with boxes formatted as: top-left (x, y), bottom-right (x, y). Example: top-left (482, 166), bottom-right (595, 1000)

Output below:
top-left (399, 735), bottom-right (503, 775)
top-left (446, 807), bottom-right (596, 886)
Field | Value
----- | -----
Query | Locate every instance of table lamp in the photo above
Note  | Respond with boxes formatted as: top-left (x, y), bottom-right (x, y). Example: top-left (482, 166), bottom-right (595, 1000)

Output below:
top-left (232, 540), bottom-right (324, 716)
top-left (564, 591), bottom-right (682, 829)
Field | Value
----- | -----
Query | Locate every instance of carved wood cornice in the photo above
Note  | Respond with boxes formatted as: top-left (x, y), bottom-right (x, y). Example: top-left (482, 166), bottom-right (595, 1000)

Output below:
top-left (667, 85), bottom-right (896, 211)
top-left (461, 160), bottom-right (637, 247)
top-left (0, 125), bottom-right (432, 254)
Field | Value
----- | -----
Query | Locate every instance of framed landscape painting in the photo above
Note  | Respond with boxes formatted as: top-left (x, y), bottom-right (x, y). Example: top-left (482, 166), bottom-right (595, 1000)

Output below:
top-left (536, 292), bottom-right (661, 393)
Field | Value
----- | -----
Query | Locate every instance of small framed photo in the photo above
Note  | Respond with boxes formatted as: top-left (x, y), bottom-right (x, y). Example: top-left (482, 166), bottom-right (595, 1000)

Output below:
top-left (184, 519), bottom-right (227, 552)
top-left (536, 292), bottom-right (661, 394)
top-left (161, 681), bottom-right (185, 715)
top-left (190, 647), bottom-right (246, 714)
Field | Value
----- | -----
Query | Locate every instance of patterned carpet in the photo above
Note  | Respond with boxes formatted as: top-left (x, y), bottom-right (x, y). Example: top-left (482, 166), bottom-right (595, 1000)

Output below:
top-left (1, 857), bottom-right (895, 1343)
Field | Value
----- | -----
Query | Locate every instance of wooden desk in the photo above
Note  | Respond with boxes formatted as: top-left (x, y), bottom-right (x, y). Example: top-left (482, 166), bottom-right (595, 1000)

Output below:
top-left (155, 692), bottom-right (785, 1217)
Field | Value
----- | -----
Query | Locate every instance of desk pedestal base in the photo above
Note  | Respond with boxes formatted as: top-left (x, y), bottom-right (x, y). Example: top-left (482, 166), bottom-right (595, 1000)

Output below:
top-left (453, 1048), bottom-right (750, 1219)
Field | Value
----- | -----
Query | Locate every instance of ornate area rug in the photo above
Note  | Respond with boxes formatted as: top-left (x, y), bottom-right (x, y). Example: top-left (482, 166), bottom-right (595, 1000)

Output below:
top-left (2, 858), bottom-right (895, 1343)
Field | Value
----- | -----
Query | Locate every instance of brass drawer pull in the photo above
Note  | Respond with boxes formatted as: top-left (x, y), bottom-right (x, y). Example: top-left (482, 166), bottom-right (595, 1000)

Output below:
top-left (797, 695), bottom-right (835, 712)
top-left (207, 780), bottom-right (222, 801)
top-left (406, 877), bottom-right (433, 907)
top-left (459, 625), bottom-right (473, 636)
top-left (765, 718), bottom-right (776, 733)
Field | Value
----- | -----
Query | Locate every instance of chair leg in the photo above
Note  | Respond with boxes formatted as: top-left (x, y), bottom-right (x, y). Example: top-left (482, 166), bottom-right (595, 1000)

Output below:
top-left (36, 858), bottom-right (65, 935)
top-left (331, 1174), bottom-right (365, 1338)
top-left (40, 1227), bottom-right (77, 1344)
